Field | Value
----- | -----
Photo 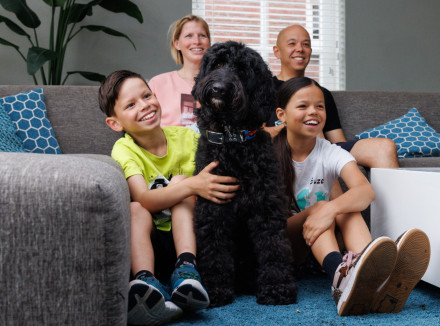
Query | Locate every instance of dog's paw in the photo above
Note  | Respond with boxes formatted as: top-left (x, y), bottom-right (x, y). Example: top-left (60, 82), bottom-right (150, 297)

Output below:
top-left (207, 287), bottom-right (235, 307)
top-left (256, 283), bottom-right (298, 305)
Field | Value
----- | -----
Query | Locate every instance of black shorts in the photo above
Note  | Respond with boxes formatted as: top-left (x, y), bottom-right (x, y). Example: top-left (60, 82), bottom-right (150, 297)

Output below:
top-left (336, 139), bottom-right (359, 152)
top-left (151, 226), bottom-right (177, 283)
top-left (130, 226), bottom-right (177, 283)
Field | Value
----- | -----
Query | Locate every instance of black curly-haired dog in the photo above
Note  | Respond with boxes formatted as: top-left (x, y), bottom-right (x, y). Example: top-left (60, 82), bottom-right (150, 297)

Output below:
top-left (192, 41), bottom-right (298, 307)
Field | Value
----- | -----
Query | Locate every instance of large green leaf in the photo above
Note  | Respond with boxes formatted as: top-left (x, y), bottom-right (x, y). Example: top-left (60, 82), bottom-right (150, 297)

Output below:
top-left (27, 46), bottom-right (58, 75)
top-left (0, 36), bottom-right (20, 50)
top-left (64, 71), bottom-right (106, 84)
top-left (66, 0), bottom-right (105, 23)
top-left (0, 0), bottom-right (40, 28)
top-left (80, 25), bottom-right (136, 49)
top-left (0, 15), bottom-right (30, 37)
top-left (42, 0), bottom-right (68, 7)
top-left (67, 3), bottom-right (94, 24)
top-left (99, 0), bottom-right (143, 23)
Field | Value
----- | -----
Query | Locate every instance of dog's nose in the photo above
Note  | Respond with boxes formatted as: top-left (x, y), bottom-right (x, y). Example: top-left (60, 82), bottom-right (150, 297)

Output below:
top-left (212, 82), bottom-right (225, 96)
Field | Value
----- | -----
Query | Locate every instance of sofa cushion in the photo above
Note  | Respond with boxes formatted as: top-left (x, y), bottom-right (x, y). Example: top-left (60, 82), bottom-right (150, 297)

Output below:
top-left (0, 103), bottom-right (25, 152)
top-left (0, 89), bottom-right (62, 154)
top-left (355, 108), bottom-right (440, 158)
top-left (0, 153), bottom-right (130, 325)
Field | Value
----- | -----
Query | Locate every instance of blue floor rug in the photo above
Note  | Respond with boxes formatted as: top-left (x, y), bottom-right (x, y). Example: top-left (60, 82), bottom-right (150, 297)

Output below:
top-left (172, 275), bottom-right (440, 325)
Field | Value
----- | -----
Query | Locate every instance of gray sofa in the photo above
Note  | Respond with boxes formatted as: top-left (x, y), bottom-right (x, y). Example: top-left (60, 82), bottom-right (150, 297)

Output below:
top-left (0, 86), bottom-right (129, 326)
top-left (1, 86), bottom-right (439, 325)
top-left (332, 91), bottom-right (440, 168)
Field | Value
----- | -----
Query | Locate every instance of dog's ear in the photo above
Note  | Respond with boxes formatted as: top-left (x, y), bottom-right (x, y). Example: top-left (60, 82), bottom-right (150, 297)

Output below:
top-left (258, 74), bottom-right (277, 125)
top-left (192, 65), bottom-right (204, 101)
top-left (192, 43), bottom-right (215, 100)
top-left (191, 73), bottom-right (201, 101)
top-left (248, 54), bottom-right (276, 126)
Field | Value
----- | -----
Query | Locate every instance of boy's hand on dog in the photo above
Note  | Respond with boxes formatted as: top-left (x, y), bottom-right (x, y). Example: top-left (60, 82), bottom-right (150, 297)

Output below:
top-left (194, 161), bottom-right (239, 204)
top-left (302, 201), bottom-right (337, 246)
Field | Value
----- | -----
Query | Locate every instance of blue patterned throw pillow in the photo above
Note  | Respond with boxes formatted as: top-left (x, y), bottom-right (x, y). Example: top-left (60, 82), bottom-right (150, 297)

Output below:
top-left (355, 108), bottom-right (440, 158)
top-left (0, 103), bottom-right (26, 152)
top-left (0, 89), bottom-right (61, 154)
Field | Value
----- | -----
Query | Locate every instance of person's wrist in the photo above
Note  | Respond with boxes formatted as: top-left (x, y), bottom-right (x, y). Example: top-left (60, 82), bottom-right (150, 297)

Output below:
top-left (325, 200), bottom-right (339, 217)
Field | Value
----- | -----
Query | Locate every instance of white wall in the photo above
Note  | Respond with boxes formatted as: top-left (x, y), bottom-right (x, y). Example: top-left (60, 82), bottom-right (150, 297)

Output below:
top-left (0, 0), bottom-right (191, 85)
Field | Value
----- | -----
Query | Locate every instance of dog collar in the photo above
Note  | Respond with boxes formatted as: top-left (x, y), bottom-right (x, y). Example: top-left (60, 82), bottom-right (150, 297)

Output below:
top-left (199, 128), bottom-right (257, 144)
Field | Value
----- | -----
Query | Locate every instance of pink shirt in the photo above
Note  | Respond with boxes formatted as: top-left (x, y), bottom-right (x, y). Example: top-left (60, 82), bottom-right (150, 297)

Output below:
top-left (148, 71), bottom-right (197, 127)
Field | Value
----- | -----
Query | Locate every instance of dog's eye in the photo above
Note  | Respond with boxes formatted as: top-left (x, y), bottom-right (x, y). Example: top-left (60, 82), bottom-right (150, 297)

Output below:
top-left (238, 69), bottom-right (247, 77)
top-left (215, 62), bottom-right (223, 69)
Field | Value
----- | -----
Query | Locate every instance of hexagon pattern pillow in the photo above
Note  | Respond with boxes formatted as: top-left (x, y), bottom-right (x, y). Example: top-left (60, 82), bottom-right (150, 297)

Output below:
top-left (355, 108), bottom-right (440, 158)
top-left (0, 89), bottom-right (61, 154)
top-left (0, 103), bottom-right (26, 152)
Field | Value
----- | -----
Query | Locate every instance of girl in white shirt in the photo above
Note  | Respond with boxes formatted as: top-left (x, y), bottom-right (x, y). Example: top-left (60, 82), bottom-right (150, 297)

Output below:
top-left (273, 77), bottom-right (397, 316)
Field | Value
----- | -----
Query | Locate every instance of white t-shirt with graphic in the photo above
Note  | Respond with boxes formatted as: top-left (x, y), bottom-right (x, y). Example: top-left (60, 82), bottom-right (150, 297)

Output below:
top-left (293, 137), bottom-right (355, 211)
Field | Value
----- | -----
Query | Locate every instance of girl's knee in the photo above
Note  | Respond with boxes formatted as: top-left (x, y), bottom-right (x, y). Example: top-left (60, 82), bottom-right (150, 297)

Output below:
top-left (169, 174), bottom-right (187, 185)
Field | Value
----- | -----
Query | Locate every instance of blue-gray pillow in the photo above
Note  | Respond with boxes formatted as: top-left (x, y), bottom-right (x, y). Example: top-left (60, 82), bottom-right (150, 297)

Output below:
top-left (355, 108), bottom-right (440, 158)
top-left (0, 103), bottom-right (26, 152)
top-left (0, 89), bottom-right (61, 154)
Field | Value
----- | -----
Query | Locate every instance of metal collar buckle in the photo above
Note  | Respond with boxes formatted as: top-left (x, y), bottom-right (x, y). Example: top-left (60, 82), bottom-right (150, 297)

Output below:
top-left (200, 128), bottom-right (257, 145)
top-left (205, 130), bottom-right (224, 144)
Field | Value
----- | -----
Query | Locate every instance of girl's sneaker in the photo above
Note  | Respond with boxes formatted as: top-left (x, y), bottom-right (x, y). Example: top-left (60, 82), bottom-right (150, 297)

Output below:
top-left (332, 236), bottom-right (397, 316)
top-left (371, 228), bottom-right (431, 313)
top-left (170, 262), bottom-right (210, 311)
top-left (127, 278), bottom-right (182, 326)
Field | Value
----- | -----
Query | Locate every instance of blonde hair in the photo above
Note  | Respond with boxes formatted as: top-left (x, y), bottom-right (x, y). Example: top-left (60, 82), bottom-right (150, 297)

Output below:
top-left (168, 14), bottom-right (211, 65)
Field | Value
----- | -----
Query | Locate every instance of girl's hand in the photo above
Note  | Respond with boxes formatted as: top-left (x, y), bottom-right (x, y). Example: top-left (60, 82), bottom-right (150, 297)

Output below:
top-left (194, 161), bottom-right (239, 204)
top-left (302, 201), bottom-right (337, 246)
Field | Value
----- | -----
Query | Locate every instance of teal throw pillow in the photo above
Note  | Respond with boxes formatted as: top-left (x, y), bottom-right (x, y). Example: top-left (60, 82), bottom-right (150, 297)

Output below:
top-left (355, 108), bottom-right (440, 158)
top-left (0, 89), bottom-right (61, 154)
top-left (0, 103), bottom-right (26, 152)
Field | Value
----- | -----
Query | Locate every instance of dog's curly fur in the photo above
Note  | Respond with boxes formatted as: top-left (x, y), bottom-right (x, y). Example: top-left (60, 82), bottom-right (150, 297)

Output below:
top-left (192, 41), bottom-right (298, 307)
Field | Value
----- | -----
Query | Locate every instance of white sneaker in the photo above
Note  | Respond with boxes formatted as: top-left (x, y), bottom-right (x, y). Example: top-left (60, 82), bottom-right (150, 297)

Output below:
top-left (371, 228), bottom-right (430, 313)
top-left (127, 279), bottom-right (182, 326)
top-left (332, 237), bottom-right (397, 316)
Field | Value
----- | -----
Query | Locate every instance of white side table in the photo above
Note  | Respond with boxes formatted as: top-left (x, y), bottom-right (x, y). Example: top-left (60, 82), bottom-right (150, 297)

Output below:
top-left (370, 168), bottom-right (440, 288)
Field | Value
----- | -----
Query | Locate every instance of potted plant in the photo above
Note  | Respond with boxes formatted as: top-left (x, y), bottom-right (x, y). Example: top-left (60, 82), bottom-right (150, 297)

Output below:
top-left (0, 0), bottom-right (143, 84)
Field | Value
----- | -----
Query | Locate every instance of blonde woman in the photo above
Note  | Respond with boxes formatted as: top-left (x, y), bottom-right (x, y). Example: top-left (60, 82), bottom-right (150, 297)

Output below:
top-left (149, 15), bottom-right (211, 127)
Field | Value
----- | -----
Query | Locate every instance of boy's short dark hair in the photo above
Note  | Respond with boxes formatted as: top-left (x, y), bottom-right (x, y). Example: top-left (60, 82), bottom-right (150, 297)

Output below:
top-left (99, 70), bottom-right (149, 117)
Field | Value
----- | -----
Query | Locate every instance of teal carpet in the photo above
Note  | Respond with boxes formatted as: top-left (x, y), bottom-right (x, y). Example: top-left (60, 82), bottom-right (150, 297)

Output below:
top-left (172, 275), bottom-right (440, 325)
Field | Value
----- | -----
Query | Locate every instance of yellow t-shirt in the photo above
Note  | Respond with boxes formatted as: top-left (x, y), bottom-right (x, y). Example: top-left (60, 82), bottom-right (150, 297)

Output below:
top-left (111, 126), bottom-right (199, 231)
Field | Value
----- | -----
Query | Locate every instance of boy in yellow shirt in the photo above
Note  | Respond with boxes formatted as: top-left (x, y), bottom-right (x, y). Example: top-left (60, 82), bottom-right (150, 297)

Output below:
top-left (99, 70), bottom-right (239, 325)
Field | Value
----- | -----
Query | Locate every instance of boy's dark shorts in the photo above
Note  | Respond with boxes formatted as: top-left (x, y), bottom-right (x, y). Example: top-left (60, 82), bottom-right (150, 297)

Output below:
top-left (130, 226), bottom-right (176, 284)
top-left (152, 226), bottom-right (177, 283)
top-left (336, 139), bottom-right (359, 152)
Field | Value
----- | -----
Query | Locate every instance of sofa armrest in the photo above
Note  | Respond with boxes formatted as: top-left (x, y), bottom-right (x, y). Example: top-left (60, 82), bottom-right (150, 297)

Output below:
top-left (0, 153), bottom-right (130, 326)
top-left (399, 157), bottom-right (440, 168)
